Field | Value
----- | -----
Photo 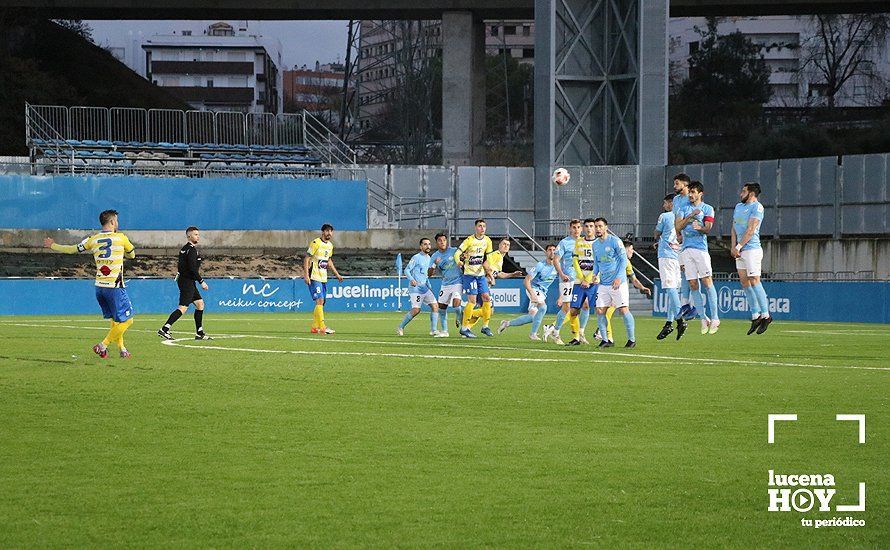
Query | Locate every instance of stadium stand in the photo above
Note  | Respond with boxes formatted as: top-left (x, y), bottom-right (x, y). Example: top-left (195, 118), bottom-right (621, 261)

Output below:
top-left (25, 104), bottom-right (357, 179)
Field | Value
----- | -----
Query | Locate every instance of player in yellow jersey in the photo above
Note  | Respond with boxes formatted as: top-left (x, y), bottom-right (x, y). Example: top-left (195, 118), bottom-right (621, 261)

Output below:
top-left (44, 209), bottom-right (136, 359)
top-left (466, 237), bottom-right (522, 329)
top-left (563, 218), bottom-right (598, 346)
top-left (303, 223), bottom-right (343, 335)
top-left (454, 219), bottom-right (495, 338)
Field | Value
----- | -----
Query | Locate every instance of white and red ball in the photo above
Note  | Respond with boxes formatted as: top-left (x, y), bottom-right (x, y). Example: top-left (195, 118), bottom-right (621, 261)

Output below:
top-left (552, 168), bottom-right (570, 186)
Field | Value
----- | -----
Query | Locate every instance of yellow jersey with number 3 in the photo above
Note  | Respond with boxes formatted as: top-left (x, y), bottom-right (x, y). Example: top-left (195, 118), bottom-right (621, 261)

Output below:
top-left (307, 237), bottom-right (334, 283)
top-left (454, 235), bottom-right (493, 277)
top-left (51, 231), bottom-right (135, 288)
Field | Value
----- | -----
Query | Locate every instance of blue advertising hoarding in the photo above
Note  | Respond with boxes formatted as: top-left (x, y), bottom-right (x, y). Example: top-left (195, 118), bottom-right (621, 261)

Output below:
top-left (651, 280), bottom-right (890, 324)
top-left (0, 277), bottom-right (534, 316)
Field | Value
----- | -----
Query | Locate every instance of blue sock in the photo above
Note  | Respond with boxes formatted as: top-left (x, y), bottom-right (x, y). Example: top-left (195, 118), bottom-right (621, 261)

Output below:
top-left (680, 277), bottom-right (690, 306)
top-left (753, 283), bottom-right (770, 317)
top-left (691, 287), bottom-right (705, 315)
top-left (440, 309), bottom-right (448, 331)
top-left (704, 284), bottom-right (719, 321)
top-left (399, 312), bottom-right (413, 330)
top-left (554, 309), bottom-right (567, 330)
top-left (430, 312), bottom-right (439, 332)
top-left (579, 308), bottom-right (590, 332)
top-left (531, 304), bottom-right (547, 334)
top-left (744, 286), bottom-right (759, 319)
top-left (508, 314), bottom-right (533, 327)
top-left (597, 313), bottom-right (610, 342)
top-left (666, 287), bottom-right (681, 321)
top-left (622, 311), bottom-right (636, 342)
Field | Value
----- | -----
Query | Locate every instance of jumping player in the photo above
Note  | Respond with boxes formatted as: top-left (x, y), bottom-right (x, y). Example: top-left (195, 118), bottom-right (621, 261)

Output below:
top-left (732, 182), bottom-right (772, 334)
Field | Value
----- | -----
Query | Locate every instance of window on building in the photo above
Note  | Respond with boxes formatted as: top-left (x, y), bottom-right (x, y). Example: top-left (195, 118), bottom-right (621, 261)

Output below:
top-left (522, 25), bottom-right (531, 37)
top-left (182, 30), bottom-right (192, 36)
top-left (206, 79), bottom-right (214, 87)
top-left (504, 26), bottom-right (517, 35)
top-left (689, 41), bottom-right (699, 55)
top-left (523, 48), bottom-right (534, 58)
top-left (491, 26), bottom-right (499, 37)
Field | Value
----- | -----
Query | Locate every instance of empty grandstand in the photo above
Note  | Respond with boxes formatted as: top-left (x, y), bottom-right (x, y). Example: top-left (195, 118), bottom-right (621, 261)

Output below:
top-left (24, 103), bottom-right (357, 179)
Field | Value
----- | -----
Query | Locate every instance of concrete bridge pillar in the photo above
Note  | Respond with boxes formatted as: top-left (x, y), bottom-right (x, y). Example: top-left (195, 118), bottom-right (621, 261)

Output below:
top-left (442, 11), bottom-right (486, 166)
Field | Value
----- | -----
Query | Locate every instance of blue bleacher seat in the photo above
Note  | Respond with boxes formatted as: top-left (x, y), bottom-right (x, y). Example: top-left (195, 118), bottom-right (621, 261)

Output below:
top-left (82, 139), bottom-right (98, 146)
top-left (98, 140), bottom-right (112, 147)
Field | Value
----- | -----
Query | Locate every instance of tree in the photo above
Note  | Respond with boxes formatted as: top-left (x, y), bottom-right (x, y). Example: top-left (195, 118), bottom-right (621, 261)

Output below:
top-left (799, 14), bottom-right (890, 108)
top-left (52, 20), bottom-right (94, 44)
top-left (357, 20), bottom-right (440, 164)
top-left (672, 18), bottom-right (772, 135)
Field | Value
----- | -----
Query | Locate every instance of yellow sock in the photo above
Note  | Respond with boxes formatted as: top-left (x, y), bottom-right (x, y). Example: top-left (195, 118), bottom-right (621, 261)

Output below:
top-left (606, 307), bottom-right (615, 342)
top-left (468, 306), bottom-right (483, 328)
top-left (570, 314), bottom-right (580, 339)
top-left (313, 305), bottom-right (325, 329)
top-left (462, 302), bottom-right (475, 328)
top-left (102, 320), bottom-right (115, 347)
top-left (115, 318), bottom-right (133, 350)
top-left (481, 301), bottom-right (493, 327)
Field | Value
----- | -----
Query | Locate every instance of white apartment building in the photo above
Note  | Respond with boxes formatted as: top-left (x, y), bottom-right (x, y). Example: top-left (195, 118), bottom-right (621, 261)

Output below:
top-left (142, 22), bottom-right (283, 114)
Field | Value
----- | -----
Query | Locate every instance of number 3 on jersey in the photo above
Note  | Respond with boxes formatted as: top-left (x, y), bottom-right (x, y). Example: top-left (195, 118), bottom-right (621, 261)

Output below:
top-left (96, 238), bottom-right (113, 259)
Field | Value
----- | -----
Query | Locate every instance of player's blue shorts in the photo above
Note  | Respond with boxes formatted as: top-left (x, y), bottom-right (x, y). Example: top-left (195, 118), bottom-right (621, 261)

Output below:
top-left (308, 280), bottom-right (327, 302)
top-left (461, 274), bottom-right (490, 296)
top-left (95, 286), bottom-right (134, 322)
top-left (570, 284), bottom-right (598, 309)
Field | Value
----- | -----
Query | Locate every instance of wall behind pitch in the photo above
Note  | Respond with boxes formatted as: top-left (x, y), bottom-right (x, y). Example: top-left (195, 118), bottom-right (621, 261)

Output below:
top-left (0, 175), bottom-right (367, 230)
top-left (652, 280), bottom-right (890, 324)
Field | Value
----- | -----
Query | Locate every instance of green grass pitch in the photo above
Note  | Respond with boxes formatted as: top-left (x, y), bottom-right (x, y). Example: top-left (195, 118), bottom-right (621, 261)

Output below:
top-left (0, 312), bottom-right (887, 547)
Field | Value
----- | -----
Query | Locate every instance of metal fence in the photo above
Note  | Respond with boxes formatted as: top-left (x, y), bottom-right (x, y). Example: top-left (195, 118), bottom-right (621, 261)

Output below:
top-left (667, 153), bottom-right (890, 238)
top-left (26, 104), bottom-right (307, 146)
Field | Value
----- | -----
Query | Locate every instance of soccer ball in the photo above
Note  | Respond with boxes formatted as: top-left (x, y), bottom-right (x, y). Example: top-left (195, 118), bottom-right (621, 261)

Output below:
top-left (552, 168), bottom-right (570, 186)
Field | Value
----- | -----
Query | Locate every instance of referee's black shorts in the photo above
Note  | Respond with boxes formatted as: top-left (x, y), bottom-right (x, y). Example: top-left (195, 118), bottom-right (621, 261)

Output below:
top-left (177, 278), bottom-right (202, 306)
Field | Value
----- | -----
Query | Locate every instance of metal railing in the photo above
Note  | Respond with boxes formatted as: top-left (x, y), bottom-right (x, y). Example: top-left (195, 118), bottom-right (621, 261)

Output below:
top-left (366, 178), bottom-right (448, 228)
top-left (302, 110), bottom-right (357, 166)
top-left (26, 103), bottom-right (360, 168)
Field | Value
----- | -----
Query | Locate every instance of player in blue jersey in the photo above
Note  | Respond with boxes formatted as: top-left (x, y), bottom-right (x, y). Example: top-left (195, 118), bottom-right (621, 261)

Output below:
top-left (430, 233), bottom-right (463, 337)
top-left (498, 244), bottom-right (558, 340)
top-left (591, 218), bottom-right (636, 348)
top-left (675, 181), bottom-right (720, 335)
top-left (397, 238), bottom-right (443, 337)
top-left (654, 193), bottom-right (685, 340)
top-left (671, 173), bottom-right (699, 321)
top-left (543, 219), bottom-right (582, 345)
top-left (732, 182), bottom-right (772, 335)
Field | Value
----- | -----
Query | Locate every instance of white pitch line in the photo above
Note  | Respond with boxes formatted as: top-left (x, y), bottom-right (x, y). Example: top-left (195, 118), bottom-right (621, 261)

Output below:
top-left (782, 329), bottom-right (890, 336)
top-left (160, 338), bottom-right (631, 364)
top-left (2, 321), bottom-right (889, 372)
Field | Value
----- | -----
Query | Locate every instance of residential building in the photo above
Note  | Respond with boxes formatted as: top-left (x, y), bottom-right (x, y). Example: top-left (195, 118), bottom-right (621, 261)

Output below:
top-left (284, 62), bottom-right (349, 125)
top-left (142, 22), bottom-right (283, 114)
top-left (670, 16), bottom-right (890, 108)
top-left (356, 19), bottom-right (534, 132)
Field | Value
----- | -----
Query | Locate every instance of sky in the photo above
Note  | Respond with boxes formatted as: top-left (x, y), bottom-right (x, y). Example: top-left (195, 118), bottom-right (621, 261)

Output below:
top-left (86, 20), bottom-right (350, 73)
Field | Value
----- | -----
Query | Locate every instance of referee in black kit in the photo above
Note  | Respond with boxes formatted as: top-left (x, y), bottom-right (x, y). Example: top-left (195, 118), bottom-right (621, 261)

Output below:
top-left (158, 226), bottom-right (212, 340)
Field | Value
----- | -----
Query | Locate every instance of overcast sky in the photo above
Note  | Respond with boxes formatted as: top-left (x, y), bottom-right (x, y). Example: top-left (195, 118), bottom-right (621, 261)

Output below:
top-left (87, 20), bottom-right (350, 71)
